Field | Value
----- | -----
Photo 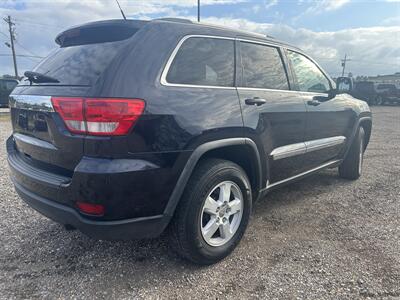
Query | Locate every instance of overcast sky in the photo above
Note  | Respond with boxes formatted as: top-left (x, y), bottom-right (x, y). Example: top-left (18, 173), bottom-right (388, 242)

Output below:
top-left (0, 0), bottom-right (399, 77)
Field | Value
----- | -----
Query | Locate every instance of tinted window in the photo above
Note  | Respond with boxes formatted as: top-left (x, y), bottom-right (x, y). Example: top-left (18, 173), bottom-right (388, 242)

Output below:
top-left (377, 84), bottom-right (395, 90)
top-left (31, 40), bottom-right (129, 86)
top-left (5, 81), bottom-right (17, 90)
top-left (166, 37), bottom-right (235, 87)
top-left (240, 42), bottom-right (288, 90)
top-left (288, 51), bottom-right (330, 93)
top-left (0, 80), bottom-right (17, 91)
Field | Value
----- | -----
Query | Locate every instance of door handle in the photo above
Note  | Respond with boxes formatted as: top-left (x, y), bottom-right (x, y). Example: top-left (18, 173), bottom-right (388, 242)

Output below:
top-left (307, 99), bottom-right (321, 106)
top-left (245, 97), bottom-right (267, 106)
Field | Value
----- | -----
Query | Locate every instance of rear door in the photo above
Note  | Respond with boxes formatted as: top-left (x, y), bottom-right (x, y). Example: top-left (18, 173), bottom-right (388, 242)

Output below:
top-left (236, 40), bottom-right (308, 185)
top-left (286, 50), bottom-right (355, 168)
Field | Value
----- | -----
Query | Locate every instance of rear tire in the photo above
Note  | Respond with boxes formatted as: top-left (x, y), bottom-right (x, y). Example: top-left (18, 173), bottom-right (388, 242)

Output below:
top-left (339, 127), bottom-right (365, 180)
top-left (169, 158), bottom-right (252, 265)
top-left (375, 96), bottom-right (383, 105)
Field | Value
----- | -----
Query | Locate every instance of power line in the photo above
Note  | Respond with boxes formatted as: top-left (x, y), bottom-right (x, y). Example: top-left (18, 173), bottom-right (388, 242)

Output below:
top-left (0, 54), bottom-right (43, 59)
top-left (2, 18), bottom-right (43, 59)
top-left (0, 53), bottom-right (41, 63)
top-left (313, 56), bottom-right (395, 67)
top-left (13, 19), bottom-right (64, 29)
top-left (0, 30), bottom-right (8, 38)
top-left (14, 39), bottom-right (41, 58)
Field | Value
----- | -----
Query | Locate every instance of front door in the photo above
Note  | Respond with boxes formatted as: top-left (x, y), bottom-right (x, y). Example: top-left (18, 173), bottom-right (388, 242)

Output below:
top-left (236, 40), bottom-right (308, 185)
top-left (286, 50), bottom-right (356, 168)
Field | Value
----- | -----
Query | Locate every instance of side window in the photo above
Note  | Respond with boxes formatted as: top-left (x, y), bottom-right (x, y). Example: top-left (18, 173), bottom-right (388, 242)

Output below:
top-left (240, 42), bottom-right (289, 90)
top-left (5, 81), bottom-right (17, 91)
top-left (287, 51), bottom-right (330, 93)
top-left (166, 37), bottom-right (235, 87)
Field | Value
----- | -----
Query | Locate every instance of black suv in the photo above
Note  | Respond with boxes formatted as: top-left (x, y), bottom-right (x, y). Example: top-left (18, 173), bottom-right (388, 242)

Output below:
top-left (351, 81), bottom-right (380, 105)
top-left (7, 19), bottom-right (372, 264)
top-left (0, 78), bottom-right (18, 107)
top-left (376, 83), bottom-right (400, 105)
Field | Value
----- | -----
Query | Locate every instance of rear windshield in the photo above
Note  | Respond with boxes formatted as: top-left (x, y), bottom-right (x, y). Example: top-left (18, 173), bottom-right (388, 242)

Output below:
top-left (31, 40), bottom-right (129, 86)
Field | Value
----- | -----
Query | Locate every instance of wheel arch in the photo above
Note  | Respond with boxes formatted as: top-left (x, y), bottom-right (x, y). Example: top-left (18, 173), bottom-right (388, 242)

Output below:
top-left (163, 138), bottom-right (262, 220)
top-left (359, 118), bottom-right (372, 150)
top-left (342, 116), bottom-right (372, 159)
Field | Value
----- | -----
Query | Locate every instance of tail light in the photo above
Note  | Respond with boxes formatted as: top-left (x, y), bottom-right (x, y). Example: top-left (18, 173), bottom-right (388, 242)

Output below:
top-left (76, 201), bottom-right (105, 216)
top-left (51, 97), bottom-right (145, 136)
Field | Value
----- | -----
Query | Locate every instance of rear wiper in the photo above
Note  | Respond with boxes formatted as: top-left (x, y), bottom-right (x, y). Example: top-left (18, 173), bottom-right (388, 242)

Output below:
top-left (24, 71), bottom-right (60, 85)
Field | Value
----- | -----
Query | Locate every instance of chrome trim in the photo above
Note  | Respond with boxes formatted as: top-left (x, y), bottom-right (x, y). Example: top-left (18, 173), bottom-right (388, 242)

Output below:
top-left (270, 136), bottom-right (346, 160)
top-left (9, 94), bottom-right (54, 112)
top-left (160, 35), bottom-right (236, 90)
top-left (159, 34), bottom-right (331, 95)
top-left (236, 37), bottom-right (288, 49)
top-left (305, 136), bottom-right (346, 153)
top-left (270, 142), bottom-right (306, 160)
top-left (266, 159), bottom-right (341, 189)
top-left (13, 133), bottom-right (57, 150)
top-left (236, 86), bottom-right (328, 96)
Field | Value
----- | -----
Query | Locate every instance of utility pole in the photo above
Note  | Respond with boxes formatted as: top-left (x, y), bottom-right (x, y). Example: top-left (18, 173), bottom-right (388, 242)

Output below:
top-left (3, 15), bottom-right (18, 78)
top-left (341, 54), bottom-right (351, 77)
top-left (197, 0), bottom-right (200, 22)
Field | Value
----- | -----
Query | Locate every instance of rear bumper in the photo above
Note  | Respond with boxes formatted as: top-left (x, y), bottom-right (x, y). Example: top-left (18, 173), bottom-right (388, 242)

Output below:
top-left (13, 180), bottom-right (168, 239)
top-left (6, 136), bottom-right (179, 240)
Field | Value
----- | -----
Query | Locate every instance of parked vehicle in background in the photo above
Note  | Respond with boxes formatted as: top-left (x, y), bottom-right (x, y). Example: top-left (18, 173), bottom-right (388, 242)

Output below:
top-left (7, 19), bottom-right (372, 264)
top-left (375, 83), bottom-right (400, 105)
top-left (0, 78), bottom-right (18, 107)
top-left (351, 81), bottom-right (379, 105)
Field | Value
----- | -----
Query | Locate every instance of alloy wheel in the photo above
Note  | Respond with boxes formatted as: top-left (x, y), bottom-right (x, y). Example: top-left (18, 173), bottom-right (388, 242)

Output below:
top-left (200, 181), bottom-right (243, 247)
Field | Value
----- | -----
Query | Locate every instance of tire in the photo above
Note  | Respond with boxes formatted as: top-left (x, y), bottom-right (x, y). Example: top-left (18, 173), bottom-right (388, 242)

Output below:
top-left (339, 127), bottom-right (365, 180)
top-left (375, 95), bottom-right (383, 106)
top-left (169, 158), bottom-right (252, 265)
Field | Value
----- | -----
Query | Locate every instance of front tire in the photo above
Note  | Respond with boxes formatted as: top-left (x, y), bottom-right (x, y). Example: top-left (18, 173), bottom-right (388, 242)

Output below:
top-left (169, 158), bottom-right (252, 265)
top-left (339, 127), bottom-right (365, 180)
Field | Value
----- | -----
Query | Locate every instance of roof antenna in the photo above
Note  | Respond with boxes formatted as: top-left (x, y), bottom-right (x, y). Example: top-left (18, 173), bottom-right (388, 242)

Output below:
top-left (115, 0), bottom-right (127, 20)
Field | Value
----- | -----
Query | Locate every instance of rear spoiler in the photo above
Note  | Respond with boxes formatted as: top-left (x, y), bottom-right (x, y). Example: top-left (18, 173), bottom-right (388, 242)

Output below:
top-left (55, 19), bottom-right (148, 47)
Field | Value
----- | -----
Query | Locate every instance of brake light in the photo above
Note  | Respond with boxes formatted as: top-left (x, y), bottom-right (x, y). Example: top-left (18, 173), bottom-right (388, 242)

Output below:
top-left (51, 97), bottom-right (145, 136)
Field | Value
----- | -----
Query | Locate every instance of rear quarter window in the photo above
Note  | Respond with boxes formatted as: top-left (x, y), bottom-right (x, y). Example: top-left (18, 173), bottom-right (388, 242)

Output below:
top-left (166, 37), bottom-right (235, 87)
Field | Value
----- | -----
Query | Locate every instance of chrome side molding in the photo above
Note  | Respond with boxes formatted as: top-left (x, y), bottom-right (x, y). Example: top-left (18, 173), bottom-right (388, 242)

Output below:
top-left (266, 159), bottom-right (341, 189)
top-left (9, 94), bottom-right (54, 112)
top-left (305, 136), bottom-right (346, 153)
top-left (271, 136), bottom-right (346, 160)
top-left (270, 142), bottom-right (307, 160)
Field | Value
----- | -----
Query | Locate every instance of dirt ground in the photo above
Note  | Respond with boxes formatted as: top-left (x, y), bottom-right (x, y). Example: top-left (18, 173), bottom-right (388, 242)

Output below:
top-left (0, 106), bottom-right (399, 299)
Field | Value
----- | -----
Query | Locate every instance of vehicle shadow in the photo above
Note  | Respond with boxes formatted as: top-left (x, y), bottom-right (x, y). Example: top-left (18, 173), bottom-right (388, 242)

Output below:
top-left (7, 168), bottom-right (353, 294)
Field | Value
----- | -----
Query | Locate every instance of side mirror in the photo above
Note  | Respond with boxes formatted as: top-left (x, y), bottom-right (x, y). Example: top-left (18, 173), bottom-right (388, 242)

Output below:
top-left (336, 77), bottom-right (353, 94)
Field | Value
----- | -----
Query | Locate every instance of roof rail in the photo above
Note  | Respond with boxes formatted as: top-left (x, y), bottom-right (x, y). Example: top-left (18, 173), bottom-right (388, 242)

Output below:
top-left (155, 18), bottom-right (193, 24)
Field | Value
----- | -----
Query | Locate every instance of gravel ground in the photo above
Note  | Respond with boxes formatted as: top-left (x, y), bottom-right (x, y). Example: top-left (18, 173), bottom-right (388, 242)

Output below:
top-left (0, 106), bottom-right (399, 299)
top-left (0, 108), bottom-right (10, 115)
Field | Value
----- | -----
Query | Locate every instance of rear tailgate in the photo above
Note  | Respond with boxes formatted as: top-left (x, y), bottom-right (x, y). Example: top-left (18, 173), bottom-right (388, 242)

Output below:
top-left (9, 89), bottom-right (89, 171)
top-left (8, 20), bottom-right (145, 172)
